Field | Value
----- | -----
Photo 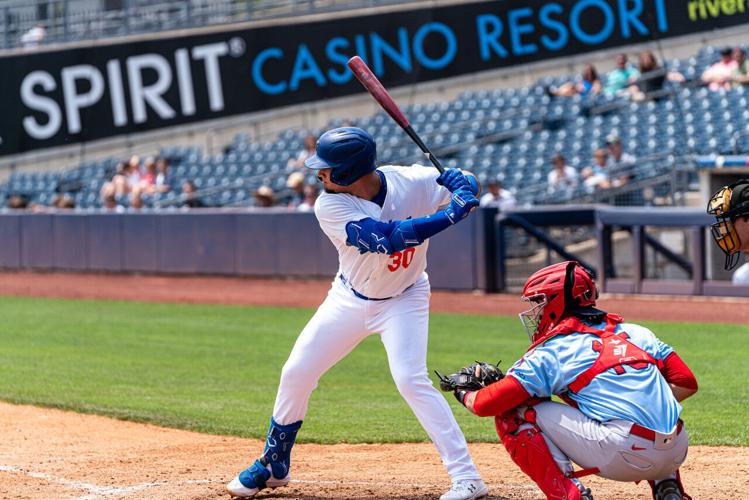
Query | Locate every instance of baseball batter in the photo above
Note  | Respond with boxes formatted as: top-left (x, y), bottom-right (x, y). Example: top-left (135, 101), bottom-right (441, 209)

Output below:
top-left (707, 179), bottom-right (749, 269)
top-left (441, 261), bottom-right (698, 500)
top-left (227, 127), bottom-right (488, 499)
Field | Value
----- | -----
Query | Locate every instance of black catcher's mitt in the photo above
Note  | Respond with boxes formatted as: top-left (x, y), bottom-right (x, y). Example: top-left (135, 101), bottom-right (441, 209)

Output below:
top-left (435, 361), bottom-right (504, 405)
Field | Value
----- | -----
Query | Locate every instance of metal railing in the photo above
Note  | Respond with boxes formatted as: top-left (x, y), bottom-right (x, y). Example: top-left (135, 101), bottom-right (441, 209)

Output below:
top-left (1, 0), bottom-right (414, 50)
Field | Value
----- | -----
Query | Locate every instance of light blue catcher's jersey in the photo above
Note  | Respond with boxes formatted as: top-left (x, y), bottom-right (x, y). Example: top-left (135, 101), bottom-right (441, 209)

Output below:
top-left (506, 321), bottom-right (682, 434)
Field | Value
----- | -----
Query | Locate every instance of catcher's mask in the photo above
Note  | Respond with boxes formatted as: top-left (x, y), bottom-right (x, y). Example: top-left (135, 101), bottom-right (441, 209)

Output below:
top-left (519, 261), bottom-right (601, 344)
top-left (707, 180), bottom-right (749, 270)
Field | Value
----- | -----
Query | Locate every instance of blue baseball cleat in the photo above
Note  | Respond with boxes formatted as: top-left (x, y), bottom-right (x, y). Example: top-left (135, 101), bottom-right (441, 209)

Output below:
top-left (226, 458), bottom-right (290, 498)
top-left (226, 417), bottom-right (302, 498)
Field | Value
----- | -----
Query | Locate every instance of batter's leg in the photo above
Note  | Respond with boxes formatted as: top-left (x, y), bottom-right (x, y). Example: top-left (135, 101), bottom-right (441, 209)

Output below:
top-left (373, 281), bottom-right (481, 483)
top-left (273, 282), bottom-right (371, 423)
top-left (228, 283), bottom-right (371, 498)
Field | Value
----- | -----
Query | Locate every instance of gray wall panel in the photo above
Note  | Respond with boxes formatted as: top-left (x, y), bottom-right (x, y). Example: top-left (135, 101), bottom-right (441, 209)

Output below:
top-left (277, 213), bottom-right (325, 275)
top-left (193, 214), bottom-right (236, 274)
top-left (121, 214), bottom-right (160, 272)
top-left (53, 215), bottom-right (88, 270)
top-left (0, 212), bottom-right (483, 290)
top-left (427, 217), bottom-right (476, 290)
top-left (20, 214), bottom-right (54, 269)
top-left (236, 213), bottom-right (278, 275)
top-left (0, 214), bottom-right (21, 268)
top-left (158, 215), bottom-right (197, 273)
top-left (88, 215), bottom-right (123, 271)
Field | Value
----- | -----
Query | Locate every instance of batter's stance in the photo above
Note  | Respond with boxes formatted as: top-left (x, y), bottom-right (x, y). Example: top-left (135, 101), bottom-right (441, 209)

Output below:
top-left (227, 127), bottom-right (488, 499)
top-left (440, 261), bottom-right (698, 500)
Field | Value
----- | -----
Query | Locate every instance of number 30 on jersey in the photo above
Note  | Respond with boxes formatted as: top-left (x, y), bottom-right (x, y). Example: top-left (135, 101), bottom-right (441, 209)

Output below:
top-left (388, 248), bottom-right (416, 272)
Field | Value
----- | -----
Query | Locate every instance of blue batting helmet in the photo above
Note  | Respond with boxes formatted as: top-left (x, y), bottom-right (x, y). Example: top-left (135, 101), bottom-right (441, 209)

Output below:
top-left (304, 127), bottom-right (377, 186)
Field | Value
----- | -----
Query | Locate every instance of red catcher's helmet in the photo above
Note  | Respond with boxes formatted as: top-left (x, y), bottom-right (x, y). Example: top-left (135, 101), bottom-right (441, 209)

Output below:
top-left (519, 261), bottom-right (600, 344)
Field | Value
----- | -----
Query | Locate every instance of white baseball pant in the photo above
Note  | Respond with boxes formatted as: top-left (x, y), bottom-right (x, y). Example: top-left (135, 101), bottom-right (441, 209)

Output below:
top-left (272, 276), bottom-right (480, 481)
top-left (527, 401), bottom-right (689, 482)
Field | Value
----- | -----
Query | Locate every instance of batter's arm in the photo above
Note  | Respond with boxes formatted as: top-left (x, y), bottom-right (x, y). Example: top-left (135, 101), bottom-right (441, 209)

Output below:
top-left (345, 188), bottom-right (479, 254)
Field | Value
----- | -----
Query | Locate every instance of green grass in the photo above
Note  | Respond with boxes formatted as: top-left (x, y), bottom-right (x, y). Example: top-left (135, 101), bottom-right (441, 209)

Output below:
top-left (0, 296), bottom-right (746, 445)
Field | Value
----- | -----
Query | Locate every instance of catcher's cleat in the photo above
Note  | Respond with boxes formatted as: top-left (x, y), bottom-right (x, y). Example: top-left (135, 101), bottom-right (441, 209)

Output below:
top-left (439, 479), bottom-right (489, 500)
top-left (226, 459), bottom-right (290, 498)
top-left (654, 479), bottom-right (683, 500)
top-left (580, 487), bottom-right (594, 500)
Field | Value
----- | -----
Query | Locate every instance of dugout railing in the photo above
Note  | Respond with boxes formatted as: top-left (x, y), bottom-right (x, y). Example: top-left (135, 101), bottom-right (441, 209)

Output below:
top-left (496, 206), bottom-right (749, 297)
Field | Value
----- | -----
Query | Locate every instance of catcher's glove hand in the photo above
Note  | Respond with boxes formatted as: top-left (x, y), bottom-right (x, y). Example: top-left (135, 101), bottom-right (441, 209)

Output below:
top-left (435, 361), bottom-right (504, 406)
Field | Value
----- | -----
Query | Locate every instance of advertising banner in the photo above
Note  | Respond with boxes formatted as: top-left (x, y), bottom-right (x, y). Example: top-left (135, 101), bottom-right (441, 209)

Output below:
top-left (1, 0), bottom-right (746, 155)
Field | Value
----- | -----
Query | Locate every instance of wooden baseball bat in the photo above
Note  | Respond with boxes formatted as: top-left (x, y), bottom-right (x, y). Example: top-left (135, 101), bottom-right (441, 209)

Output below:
top-left (347, 56), bottom-right (444, 174)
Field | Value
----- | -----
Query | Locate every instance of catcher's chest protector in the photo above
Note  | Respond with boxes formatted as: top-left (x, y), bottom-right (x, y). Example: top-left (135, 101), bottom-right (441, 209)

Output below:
top-left (543, 315), bottom-right (658, 394)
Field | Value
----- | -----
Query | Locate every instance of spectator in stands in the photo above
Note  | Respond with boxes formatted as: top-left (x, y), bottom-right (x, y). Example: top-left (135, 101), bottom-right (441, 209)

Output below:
top-left (605, 134), bottom-right (636, 187)
top-left (6, 194), bottom-right (29, 210)
top-left (287, 134), bottom-right (317, 170)
top-left (605, 134), bottom-right (636, 166)
top-left (702, 47), bottom-right (738, 91)
top-left (140, 156), bottom-right (157, 187)
top-left (125, 155), bottom-right (142, 190)
top-left (547, 154), bottom-right (579, 196)
top-left (630, 51), bottom-right (684, 101)
top-left (129, 191), bottom-right (145, 211)
top-left (102, 190), bottom-right (125, 213)
top-left (581, 149), bottom-right (611, 190)
top-left (479, 179), bottom-right (516, 211)
top-left (104, 161), bottom-right (129, 197)
top-left (549, 64), bottom-right (602, 98)
top-left (603, 54), bottom-right (639, 97)
top-left (140, 157), bottom-right (171, 194)
top-left (181, 180), bottom-right (205, 208)
top-left (20, 24), bottom-right (46, 48)
top-left (286, 172), bottom-right (306, 209)
top-left (732, 47), bottom-right (749, 86)
top-left (254, 185), bottom-right (276, 208)
top-left (154, 158), bottom-right (171, 193)
top-left (297, 184), bottom-right (319, 212)
top-left (106, 156), bottom-right (142, 197)
top-left (51, 195), bottom-right (75, 210)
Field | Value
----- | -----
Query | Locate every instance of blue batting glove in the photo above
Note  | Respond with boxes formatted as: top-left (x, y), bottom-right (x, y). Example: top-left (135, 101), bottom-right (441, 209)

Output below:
top-left (436, 168), bottom-right (471, 193)
top-left (444, 187), bottom-right (479, 224)
top-left (464, 174), bottom-right (480, 196)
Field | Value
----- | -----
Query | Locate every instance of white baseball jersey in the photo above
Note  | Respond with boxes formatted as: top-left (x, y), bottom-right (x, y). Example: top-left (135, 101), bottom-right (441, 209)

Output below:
top-left (314, 165), bottom-right (450, 299)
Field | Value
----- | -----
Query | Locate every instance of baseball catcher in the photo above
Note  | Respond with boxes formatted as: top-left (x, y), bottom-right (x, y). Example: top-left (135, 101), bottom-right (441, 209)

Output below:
top-left (707, 179), bottom-right (749, 269)
top-left (437, 261), bottom-right (698, 500)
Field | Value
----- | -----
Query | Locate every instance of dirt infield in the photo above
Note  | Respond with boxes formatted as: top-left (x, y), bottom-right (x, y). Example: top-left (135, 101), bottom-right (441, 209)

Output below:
top-left (2, 272), bottom-right (748, 499)
top-left (1, 271), bottom-right (748, 323)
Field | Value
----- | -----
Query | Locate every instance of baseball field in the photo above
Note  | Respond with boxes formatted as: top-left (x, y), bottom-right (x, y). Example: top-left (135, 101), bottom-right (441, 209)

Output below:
top-left (1, 273), bottom-right (748, 499)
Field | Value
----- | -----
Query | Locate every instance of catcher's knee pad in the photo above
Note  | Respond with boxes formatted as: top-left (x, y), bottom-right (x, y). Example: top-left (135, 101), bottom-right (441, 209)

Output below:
top-left (262, 417), bottom-right (303, 479)
top-left (496, 409), bottom-right (585, 500)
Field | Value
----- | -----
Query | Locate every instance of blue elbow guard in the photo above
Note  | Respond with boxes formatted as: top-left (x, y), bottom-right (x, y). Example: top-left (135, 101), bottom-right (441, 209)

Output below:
top-left (346, 218), bottom-right (396, 254)
top-left (391, 211), bottom-right (453, 251)
top-left (390, 219), bottom-right (422, 252)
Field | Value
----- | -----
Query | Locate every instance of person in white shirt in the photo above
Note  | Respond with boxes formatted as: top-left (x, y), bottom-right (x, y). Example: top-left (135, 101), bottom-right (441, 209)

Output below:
top-left (20, 24), bottom-right (45, 48)
top-left (547, 154), bottom-right (579, 196)
top-left (605, 135), bottom-right (636, 187)
top-left (227, 127), bottom-right (488, 500)
top-left (479, 179), bottom-right (517, 211)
